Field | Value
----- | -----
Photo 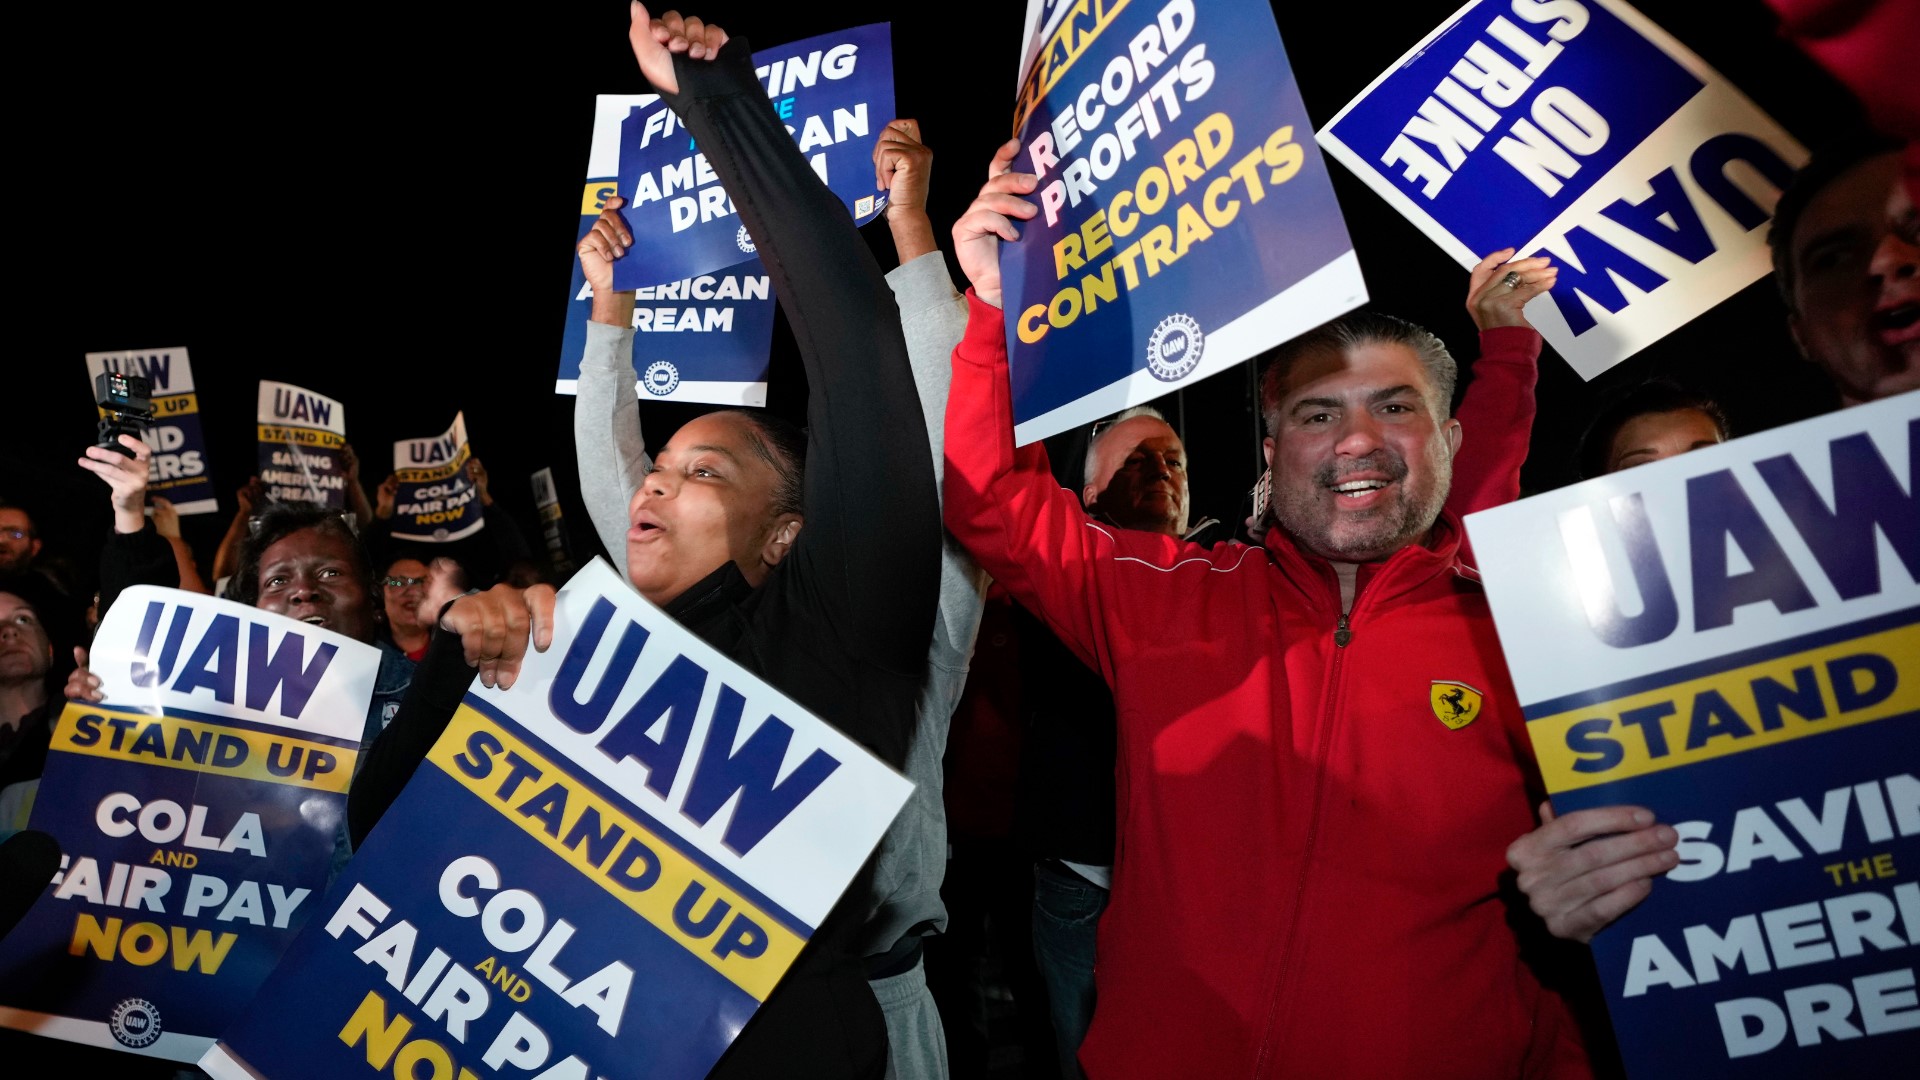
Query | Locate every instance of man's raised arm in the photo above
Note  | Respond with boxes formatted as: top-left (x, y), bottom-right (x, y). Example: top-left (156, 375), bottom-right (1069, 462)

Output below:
top-left (941, 141), bottom-right (1125, 675)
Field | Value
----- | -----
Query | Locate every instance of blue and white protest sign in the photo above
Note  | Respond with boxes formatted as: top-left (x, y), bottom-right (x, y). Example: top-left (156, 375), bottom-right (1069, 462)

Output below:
top-left (531, 467), bottom-right (576, 578)
top-left (1001, 0), bottom-right (1366, 445)
top-left (257, 380), bottom-right (349, 510)
top-left (391, 412), bottom-right (485, 544)
top-left (85, 348), bottom-right (218, 515)
top-left (201, 559), bottom-right (914, 1080)
top-left (1466, 396), bottom-right (1920, 1076)
top-left (556, 96), bottom-right (778, 406)
top-left (1318, 0), bottom-right (1808, 379)
top-left (0, 587), bottom-right (379, 1062)
top-left (609, 23), bottom-right (895, 290)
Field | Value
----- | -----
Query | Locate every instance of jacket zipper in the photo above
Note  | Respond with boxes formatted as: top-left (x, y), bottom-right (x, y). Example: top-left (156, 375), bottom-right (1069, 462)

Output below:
top-left (1251, 603), bottom-right (1353, 1076)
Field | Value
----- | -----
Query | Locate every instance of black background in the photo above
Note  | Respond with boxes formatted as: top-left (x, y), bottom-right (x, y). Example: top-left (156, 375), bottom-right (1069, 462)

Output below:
top-left (7, 1), bottom-right (1865, 591)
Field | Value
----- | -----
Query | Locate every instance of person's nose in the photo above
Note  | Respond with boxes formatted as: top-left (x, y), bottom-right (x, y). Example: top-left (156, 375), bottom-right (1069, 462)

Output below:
top-left (1332, 411), bottom-right (1385, 458)
top-left (1869, 225), bottom-right (1918, 286)
top-left (287, 571), bottom-right (323, 604)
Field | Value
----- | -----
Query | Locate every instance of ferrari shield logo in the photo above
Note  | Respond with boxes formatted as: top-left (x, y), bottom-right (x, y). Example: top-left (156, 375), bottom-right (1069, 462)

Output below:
top-left (1430, 681), bottom-right (1484, 730)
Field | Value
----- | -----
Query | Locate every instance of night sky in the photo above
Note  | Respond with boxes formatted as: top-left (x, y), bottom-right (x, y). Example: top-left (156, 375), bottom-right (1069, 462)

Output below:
top-left (11, 1), bottom-right (1864, 593)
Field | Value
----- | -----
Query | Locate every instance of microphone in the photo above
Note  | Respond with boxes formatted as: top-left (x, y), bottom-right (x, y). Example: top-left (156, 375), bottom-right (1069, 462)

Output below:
top-left (0, 830), bottom-right (61, 940)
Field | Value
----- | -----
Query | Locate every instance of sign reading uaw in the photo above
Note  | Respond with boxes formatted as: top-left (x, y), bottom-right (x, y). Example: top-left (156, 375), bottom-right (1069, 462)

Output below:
top-left (1000, 0), bottom-right (1366, 445)
top-left (202, 560), bottom-right (914, 1080)
top-left (1466, 396), bottom-right (1920, 1077)
top-left (1318, 0), bottom-right (1807, 379)
top-left (0, 587), bottom-right (378, 1062)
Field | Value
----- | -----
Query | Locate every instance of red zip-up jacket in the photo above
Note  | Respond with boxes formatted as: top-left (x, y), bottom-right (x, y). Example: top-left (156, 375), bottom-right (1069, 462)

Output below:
top-left (943, 293), bottom-right (1589, 1078)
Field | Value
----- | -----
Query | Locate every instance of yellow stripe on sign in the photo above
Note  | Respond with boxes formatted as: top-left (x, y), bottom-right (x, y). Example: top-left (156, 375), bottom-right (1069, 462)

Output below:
top-left (1013, 0), bottom-right (1133, 135)
top-left (51, 703), bottom-right (357, 793)
top-left (1529, 624), bottom-right (1919, 792)
top-left (97, 393), bottom-right (198, 420)
top-left (153, 393), bottom-right (199, 418)
top-left (427, 706), bottom-right (806, 1002)
top-left (582, 182), bottom-right (619, 215)
top-left (256, 424), bottom-right (345, 448)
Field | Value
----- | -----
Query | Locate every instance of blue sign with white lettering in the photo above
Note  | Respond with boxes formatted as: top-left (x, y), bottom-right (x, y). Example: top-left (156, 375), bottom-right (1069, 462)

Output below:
top-left (1467, 399), bottom-right (1920, 1077)
top-left (999, 0), bottom-right (1365, 445)
top-left (0, 589), bottom-right (379, 1063)
top-left (202, 561), bottom-right (913, 1080)
top-left (556, 125), bottom-right (779, 406)
top-left (1318, 0), bottom-right (1807, 378)
top-left (611, 24), bottom-right (895, 291)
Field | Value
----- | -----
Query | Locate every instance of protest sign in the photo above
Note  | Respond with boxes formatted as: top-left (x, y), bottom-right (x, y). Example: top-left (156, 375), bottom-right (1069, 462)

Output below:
top-left (257, 381), bottom-right (349, 510)
top-left (530, 467), bottom-right (576, 578)
top-left (390, 412), bottom-right (485, 544)
top-left (1465, 396), bottom-right (1919, 1076)
top-left (555, 96), bottom-right (778, 406)
top-left (84, 348), bottom-right (218, 515)
top-left (1318, 0), bottom-right (1807, 379)
top-left (202, 559), bottom-right (915, 1080)
top-left (0, 587), bottom-right (379, 1062)
top-left (610, 23), bottom-right (895, 290)
top-left (1000, 0), bottom-right (1366, 445)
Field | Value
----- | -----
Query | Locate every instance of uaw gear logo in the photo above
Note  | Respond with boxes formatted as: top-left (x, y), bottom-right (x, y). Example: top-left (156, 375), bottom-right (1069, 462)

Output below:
top-left (641, 360), bottom-right (681, 397)
top-left (735, 225), bottom-right (756, 253)
top-left (1146, 313), bottom-right (1203, 382)
top-left (1429, 680), bottom-right (1484, 731)
top-left (109, 997), bottom-right (162, 1048)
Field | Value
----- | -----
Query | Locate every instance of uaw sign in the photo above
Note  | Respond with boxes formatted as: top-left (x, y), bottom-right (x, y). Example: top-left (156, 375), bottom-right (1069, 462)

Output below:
top-left (257, 381), bottom-right (348, 510)
top-left (611, 23), bottom-right (895, 290)
top-left (1318, 0), bottom-right (1807, 379)
top-left (85, 348), bottom-right (219, 515)
top-left (1466, 394), bottom-right (1920, 1077)
top-left (391, 412), bottom-right (484, 543)
top-left (555, 95), bottom-right (778, 407)
top-left (203, 560), bottom-right (915, 1080)
top-left (0, 587), bottom-right (378, 1063)
top-left (1001, 0), bottom-right (1365, 444)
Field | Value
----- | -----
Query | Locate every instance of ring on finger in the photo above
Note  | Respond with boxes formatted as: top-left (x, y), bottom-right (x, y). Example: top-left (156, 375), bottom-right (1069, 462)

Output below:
top-left (1501, 271), bottom-right (1522, 290)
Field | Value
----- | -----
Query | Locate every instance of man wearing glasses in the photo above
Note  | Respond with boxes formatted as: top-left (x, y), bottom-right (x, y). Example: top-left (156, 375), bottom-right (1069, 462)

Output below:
top-left (0, 505), bottom-right (40, 577)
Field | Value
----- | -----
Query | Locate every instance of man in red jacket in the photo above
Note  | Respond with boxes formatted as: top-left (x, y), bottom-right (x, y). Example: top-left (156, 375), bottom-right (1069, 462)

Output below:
top-left (941, 146), bottom-right (1592, 1077)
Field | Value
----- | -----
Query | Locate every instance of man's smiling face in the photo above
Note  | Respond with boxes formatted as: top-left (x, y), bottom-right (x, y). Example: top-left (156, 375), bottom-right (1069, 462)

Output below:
top-left (1264, 341), bottom-right (1460, 563)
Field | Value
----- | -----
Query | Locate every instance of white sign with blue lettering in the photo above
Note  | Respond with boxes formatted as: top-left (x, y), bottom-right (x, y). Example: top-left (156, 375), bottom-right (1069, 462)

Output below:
top-left (85, 348), bottom-right (219, 516)
top-left (200, 560), bottom-right (916, 1080)
top-left (1465, 396), bottom-right (1919, 1077)
top-left (1317, 0), bottom-right (1807, 379)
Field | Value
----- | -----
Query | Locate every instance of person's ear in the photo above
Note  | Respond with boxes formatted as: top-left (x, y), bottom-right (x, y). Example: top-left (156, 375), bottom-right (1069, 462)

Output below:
top-left (1261, 436), bottom-right (1275, 470)
top-left (1445, 418), bottom-right (1463, 460)
top-left (1080, 483), bottom-right (1101, 512)
top-left (760, 514), bottom-right (804, 567)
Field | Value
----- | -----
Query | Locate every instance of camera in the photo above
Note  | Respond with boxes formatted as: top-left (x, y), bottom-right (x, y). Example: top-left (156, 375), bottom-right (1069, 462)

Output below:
top-left (95, 371), bottom-right (154, 458)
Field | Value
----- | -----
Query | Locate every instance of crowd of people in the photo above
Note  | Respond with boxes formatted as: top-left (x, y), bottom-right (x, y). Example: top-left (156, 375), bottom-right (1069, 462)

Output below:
top-left (3, 3), bottom-right (1916, 1077)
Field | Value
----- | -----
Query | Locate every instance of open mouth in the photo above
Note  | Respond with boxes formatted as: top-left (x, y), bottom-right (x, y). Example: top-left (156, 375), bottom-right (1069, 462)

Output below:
top-left (1331, 479), bottom-right (1391, 499)
top-left (301, 615), bottom-right (328, 626)
top-left (1875, 301), bottom-right (1919, 335)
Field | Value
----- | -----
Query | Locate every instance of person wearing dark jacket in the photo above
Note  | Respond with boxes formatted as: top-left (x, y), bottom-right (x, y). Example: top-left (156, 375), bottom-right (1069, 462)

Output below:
top-left (348, 8), bottom-right (940, 1079)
